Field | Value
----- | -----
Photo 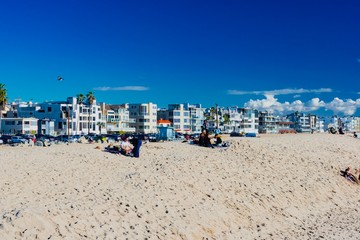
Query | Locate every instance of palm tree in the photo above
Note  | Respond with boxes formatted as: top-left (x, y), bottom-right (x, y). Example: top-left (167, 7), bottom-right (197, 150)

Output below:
top-left (222, 114), bottom-right (230, 125)
top-left (86, 91), bottom-right (96, 134)
top-left (77, 93), bottom-right (85, 105)
top-left (76, 93), bottom-right (85, 134)
top-left (0, 84), bottom-right (8, 133)
top-left (97, 121), bottom-right (105, 134)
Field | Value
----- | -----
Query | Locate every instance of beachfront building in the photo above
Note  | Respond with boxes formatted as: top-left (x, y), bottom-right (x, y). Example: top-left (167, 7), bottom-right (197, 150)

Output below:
top-left (184, 103), bottom-right (205, 133)
top-left (258, 111), bottom-right (279, 134)
top-left (157, 104), bottom-right (190, 133)
top-left (129, 102), bottom-right (158, 133)
top-left (239, 108), bottom-right (259, 134)
top-left (0, 117), bottom-right (38, 135)
top-left (101, 103), bottom-right (136, 133)
top-left (221, 107), bottom-right (259, 134)
top-left (12, 97), bottom-right (105, 135)
top-left (38, 118), bottom-right (56, 135)
top-left (321, 116), bottom-right (341, 132)
top-left (286, 112), bottom-right (323, 133)
top-left (341, 116), bottom-right (360, 132)
top-left (287, 112), bottom-right (311, 133)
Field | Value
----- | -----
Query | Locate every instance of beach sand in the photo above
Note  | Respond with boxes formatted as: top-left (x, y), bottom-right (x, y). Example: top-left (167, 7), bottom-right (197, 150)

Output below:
top-left (1, 134), bottom-right (360, 239)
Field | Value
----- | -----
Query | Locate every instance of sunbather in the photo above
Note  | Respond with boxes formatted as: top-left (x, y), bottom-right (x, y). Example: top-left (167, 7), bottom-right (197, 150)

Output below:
top-left (120, 136), bottom-right (134, 155)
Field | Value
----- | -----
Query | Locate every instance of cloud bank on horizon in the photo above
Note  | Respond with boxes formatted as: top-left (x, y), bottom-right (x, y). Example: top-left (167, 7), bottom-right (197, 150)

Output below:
top-left (228, 88), bottom-right (360, 115)
top-left (93, 86), bottom-right (149, 91)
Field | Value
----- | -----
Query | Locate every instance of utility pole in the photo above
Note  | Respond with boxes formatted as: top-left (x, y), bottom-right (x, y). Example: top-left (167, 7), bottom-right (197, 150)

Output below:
top-left (215, 103), bottom-right (219, 128)
top-left (67, 105), bottom-right (70, 142)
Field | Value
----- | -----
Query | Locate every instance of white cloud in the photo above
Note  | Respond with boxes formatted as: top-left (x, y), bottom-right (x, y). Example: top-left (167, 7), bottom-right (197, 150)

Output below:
top-left (244, 95), bottom-right (359, 115)
top-left (93, 86), bottom-right (149, 91)
top-left (228, 88), bottom-right (332, 96)
top-left (293, 95), bottom-right (301, 98)
top-left (325, 98), bottom-right (360, 115)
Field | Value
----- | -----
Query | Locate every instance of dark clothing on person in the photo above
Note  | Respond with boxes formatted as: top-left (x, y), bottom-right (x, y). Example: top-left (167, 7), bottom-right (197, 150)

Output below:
top-left (130, 138), bottom-right (142, 158)
top-left (215, 136), bottom-right (222, 145)
top-left (198, 134), bottom-right (205, 147)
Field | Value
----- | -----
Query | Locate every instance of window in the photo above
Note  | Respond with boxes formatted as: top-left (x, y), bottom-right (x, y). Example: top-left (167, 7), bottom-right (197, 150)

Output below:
top-left (5, 121), bottom-right (15, 125)
top-left (174, 112), bottom-right (180, 116)
top-left (48, 107), bottom-right (52, 112)
top-left (174, 119), bottom-right (180, 123)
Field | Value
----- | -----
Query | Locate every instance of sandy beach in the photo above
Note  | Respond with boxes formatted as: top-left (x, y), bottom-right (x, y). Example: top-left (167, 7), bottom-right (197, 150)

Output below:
top-left (1, 134), bottom-right (360, 239)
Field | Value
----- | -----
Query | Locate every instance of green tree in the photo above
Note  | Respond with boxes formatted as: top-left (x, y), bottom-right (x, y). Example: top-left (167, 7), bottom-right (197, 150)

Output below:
top-left (76, 93), bottom-right (85, 105)
top-left (222, 114), bottom-right (230, 125)
top-left (0, 84), bottom-right (8, 133)
top-left (86, 92), bottom-right (96, 134)
top-left (97, 121), bottom-right (105, 134)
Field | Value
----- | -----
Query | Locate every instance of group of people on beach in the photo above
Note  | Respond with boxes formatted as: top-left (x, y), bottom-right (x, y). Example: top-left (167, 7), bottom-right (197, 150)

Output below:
top-left (192, 120), bottom-right (225, 148)
top-left (105, 135), bottom-right (142, 158)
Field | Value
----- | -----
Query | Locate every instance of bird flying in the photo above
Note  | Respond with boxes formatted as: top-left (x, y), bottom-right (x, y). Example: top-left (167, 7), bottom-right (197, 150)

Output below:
top-left (57, 76), bottom-right (64, 81)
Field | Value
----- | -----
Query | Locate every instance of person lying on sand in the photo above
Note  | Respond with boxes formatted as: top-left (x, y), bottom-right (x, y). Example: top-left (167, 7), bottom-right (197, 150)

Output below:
top-left (340, 167), bottom-right (360, 184)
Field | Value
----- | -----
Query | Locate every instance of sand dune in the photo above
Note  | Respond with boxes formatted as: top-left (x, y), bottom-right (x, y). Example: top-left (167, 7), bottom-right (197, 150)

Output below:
top-left (1, 134), bottom-right (360, 239)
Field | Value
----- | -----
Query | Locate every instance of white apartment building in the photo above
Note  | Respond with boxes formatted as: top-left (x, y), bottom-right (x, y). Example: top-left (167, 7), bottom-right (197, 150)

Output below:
top-left (13, 97), bottom-right (105, 135)
top-left (258, 111), bottom-right (279, 134)
top-left (221, 107), bottom-right (259, 134)
top-left (101, 103), bottom-right (136, 133)
top-left (184, 103), bottom-right (205, 133)
top-left (342, 116), bottom-right (360, 132)
top-left (287, 112), bottom-right (322, 133)
top-left (0, 117), bottom-right (38, 135)
top-left (157, 104), bottom-right (190, 133)
top-left (129, 102), bottom-right (158, 133)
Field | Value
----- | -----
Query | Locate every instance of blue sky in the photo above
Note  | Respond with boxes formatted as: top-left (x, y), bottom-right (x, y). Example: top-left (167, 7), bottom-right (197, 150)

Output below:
top-left (1, 0), bottom-right (360, 115)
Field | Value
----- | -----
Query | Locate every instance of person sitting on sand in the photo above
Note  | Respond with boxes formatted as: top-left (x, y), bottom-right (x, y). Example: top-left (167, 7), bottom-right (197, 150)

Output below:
top-left (203, 132), bottom-right (214, 148)
top-left (354, 132), bottom-right (358, 138)
top-left (120, 136), bottom-right (134, 155)
top-left (214, 134), bottom-right (222, 146)
top-left (198, 130), bottom-right (206, 147)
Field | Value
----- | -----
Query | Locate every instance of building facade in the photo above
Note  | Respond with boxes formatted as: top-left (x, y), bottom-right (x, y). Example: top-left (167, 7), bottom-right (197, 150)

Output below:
top-left (11, 97), bottom-right (105, 135)
top-left (101, 103), bottom-right (136, 133)
top-left (0, 117), bottom-right (38, 135)
top-left (157, 104), bottom-right (190, 133)
top-left (129, 103), bottom-right (158, 133)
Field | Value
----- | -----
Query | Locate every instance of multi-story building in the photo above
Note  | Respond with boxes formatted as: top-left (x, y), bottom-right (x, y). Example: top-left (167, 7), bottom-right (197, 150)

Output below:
top-left (157, 104), bottom-right (190, 133)
top-left (258, 111), bottom-right (279, 134)
top-left (0, 117), bottom-right (38, 135)
top-left (129, 102), bottom-right (158, 133)
top-left (101, 103), bottom-right (136, 133)
top-left (221, 107), bottom-right (259, 134)
top-left (183, 103), bottom-right (205, 133)
top-left (320, 116), bottom-right (340, 132)
top-left (11, 97), bottom-right (105, 135)
top-left (342, 116), bottom-right (360, 132)
top-left (287, 112), bottom-right (320, 133)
